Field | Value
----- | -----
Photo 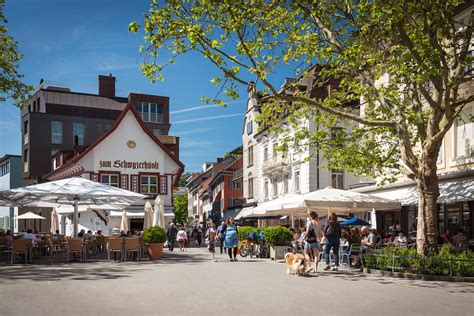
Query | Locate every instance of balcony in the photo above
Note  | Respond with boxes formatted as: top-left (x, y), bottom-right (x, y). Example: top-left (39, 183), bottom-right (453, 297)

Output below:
top-left (262, 155), bottom-right (290, 176)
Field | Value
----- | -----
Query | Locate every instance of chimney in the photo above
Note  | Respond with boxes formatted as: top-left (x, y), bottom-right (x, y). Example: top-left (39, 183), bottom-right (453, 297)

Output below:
top-left (98, 74), bottom-right (116, 97)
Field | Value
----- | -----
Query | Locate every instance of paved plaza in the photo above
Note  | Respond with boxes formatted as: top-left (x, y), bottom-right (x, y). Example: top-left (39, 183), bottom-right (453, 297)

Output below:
top-left (0, 247), bottom-right (472, 316)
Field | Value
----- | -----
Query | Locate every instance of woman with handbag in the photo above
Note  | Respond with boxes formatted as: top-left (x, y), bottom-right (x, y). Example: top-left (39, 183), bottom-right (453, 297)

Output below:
top-left (305, 211), bottom-right (322, 273)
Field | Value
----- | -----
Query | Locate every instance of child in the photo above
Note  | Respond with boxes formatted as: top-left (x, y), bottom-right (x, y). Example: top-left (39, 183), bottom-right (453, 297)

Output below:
top-left (206, 223), bottom-right (217, 261)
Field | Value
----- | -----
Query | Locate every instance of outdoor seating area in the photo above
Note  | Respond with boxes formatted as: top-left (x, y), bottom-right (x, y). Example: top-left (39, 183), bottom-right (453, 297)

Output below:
top-left (0, 233), bottom-right (149, 264)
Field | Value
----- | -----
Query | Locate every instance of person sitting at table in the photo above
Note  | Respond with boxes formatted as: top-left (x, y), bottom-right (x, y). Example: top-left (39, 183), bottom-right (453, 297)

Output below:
top-left (83, 230), bottom-right (93, 238)
top-left (452, 228), bottom-right (469, 251)
top-left (393, 231), bottom-right (408, 246)
top-left (5, 229), bottom-right (13, 249)
top-left (78, 229), bottom-right (85, 237)
top-left (360, 226), bottom-right (377, 251)
top-left (23, 228), bottom-right (39, 244)
top-left (96, 230), bottom-right (103, 236)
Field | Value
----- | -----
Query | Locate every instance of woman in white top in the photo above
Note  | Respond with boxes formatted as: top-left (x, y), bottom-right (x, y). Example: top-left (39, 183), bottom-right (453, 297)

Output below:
top-left (176, 228), bottom-right (188, 252)
top-left (304, 211), bottom-right (322, 273)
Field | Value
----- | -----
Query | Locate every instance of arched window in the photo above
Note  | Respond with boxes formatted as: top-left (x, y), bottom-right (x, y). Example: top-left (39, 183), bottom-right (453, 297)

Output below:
top-left (248, 143), bottom-right (254, 166)
top-left (248, 173), bottom-right (254, 198)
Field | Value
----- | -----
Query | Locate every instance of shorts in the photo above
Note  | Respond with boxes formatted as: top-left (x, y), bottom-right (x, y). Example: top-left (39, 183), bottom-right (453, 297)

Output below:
top-left (208, 242), bottom-right (215, 253)
top-left (304, 241), bottom-right (320, 251)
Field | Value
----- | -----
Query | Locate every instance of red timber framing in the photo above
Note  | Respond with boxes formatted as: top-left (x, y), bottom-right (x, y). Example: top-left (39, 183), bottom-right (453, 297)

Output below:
top-left (130, 175), bottom-right (139, 193)
top-left (120, 174), bottom-right (129, 190)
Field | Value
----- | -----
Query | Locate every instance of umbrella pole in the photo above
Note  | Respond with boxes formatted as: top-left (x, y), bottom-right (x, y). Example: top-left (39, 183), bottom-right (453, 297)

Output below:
top-left (73, 200), bottom-right (78, 238)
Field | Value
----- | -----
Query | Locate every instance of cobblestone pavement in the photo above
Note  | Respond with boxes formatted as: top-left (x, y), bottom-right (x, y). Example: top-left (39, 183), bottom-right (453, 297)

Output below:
top-left (0, 246), bottom-right (472, 316)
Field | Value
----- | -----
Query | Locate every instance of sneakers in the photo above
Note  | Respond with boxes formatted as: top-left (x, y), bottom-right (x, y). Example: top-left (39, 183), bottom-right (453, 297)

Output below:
top-left (233, 258), bottom-right (238, 262)
top-left (324, 266), bottom-right (331, 271)
top-left (331, 267), bottom-right (339, 271)
top-left (230, 259), bottom-right (234, 262)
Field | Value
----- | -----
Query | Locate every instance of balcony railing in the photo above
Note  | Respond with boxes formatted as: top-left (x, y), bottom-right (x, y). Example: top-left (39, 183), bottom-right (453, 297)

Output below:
top-left (262, 155), bottom-right (290, 176)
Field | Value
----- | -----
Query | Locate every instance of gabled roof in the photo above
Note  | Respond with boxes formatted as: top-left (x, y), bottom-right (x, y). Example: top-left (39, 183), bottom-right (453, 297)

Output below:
top-left (48, 102), bottom-right (184, 180)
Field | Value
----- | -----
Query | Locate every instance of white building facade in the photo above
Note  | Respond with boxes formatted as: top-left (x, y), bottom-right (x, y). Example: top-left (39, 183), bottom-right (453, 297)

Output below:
top-left (48, 104), bottom-right (184, 235)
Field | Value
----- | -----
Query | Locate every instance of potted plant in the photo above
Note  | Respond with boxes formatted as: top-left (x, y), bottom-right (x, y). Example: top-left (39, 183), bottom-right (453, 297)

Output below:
top-left (142, 226), bottom-right (167, 260)
top-left (265, 226), bottom-right (293, 260)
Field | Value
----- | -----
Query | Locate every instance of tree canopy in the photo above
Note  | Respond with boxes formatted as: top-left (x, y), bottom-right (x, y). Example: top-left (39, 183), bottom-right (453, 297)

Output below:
top-left (131, 0), bottom-right (473, 254)
top-left (0, 0), bottom-right (32, 108)
top-left (173, 193), bottom-right (188, 225)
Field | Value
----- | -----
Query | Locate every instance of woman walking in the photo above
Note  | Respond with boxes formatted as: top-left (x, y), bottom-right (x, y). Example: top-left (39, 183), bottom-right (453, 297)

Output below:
top-left (304, 211), bottom-right (322, 273)
top-left (206, 223), bottom-right (217, 262)
top-left (176, 227), bottom-right (188, 252)
top-left (224, 217), bottom-right (239, 262)
top-left (323, 213), bottom-right (342, 271)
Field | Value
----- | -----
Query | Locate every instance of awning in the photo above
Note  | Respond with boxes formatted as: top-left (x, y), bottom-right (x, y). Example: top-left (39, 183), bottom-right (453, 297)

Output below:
top-left (222, 209), bottom-right (241, 222)
top-left (370, 178), bottom-right (474, 206)
top-left (235, 206), bottom-right (254, 220)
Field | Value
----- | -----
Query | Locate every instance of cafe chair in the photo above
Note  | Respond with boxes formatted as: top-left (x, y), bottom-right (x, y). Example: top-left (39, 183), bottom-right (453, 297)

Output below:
top-left (66, 238), bottom-right (83, 263)
top-left (107, 238), bottom-right (124, 261)
top-left (11, 239), bottom-right (31, 264)
top-left (124, 238), bottom-right (140, 261)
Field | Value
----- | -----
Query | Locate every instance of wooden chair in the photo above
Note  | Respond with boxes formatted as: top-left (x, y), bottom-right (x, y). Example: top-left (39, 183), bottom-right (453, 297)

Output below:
top-left (96, 236), bottom-right (107, 253)
top-left (11, 239), bottom-right (31, 264)
top-left (124, 238), bottom-right (140, 261)
top-left (66, 238), bottom-right (83, 263)
top-left (107, 238), bottom-right (124, 261)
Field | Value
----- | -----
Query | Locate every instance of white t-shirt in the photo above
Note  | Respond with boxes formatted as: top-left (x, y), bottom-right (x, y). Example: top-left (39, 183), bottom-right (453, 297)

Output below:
top-left (176, 230), bottom-right (187, 241)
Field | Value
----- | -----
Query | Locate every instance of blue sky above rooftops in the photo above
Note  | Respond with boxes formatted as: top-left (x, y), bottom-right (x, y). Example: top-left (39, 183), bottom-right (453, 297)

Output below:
top-left (0, 0), bottom-right (293, 172)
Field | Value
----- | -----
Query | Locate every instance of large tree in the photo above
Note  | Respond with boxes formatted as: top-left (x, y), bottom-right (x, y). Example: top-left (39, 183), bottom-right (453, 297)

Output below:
top-left (130, 0), bottom-right (473, 254)
top-left (173, 193), bottom-right (188, 225)
top-left (0, 0), bottom-right (32, 108)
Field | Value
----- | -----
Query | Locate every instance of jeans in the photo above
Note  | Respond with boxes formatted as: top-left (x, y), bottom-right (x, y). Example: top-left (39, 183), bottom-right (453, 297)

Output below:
top-left (324, 237), bottom-right (340, 267)
top-left (168, 239), bottom-right (175, 251)
top-left (219, 238), bottom-right (225, 253)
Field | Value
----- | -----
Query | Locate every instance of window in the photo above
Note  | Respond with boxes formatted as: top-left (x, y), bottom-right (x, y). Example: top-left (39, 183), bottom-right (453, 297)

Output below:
top-left (272, 179), bottom-right (278, 197)
top-left (231, 180), bottom-right (242, 189)
top-left (140, 175), bottom-right (158, 194)
top-left (247, 120), bottom-right (253, 135)
top-left (264, 180), bottom-right (269, 198)
top-left (282, 174), bottom-right (289, 194)
top-left (101, 174), bottom-right (119, 187)
top-left (24, 120), bottom-right (29, 145)
top-left (137, 102), bottom-right (164, 123)
top-left (454, 109), bottom-right (473, 158)
top-left (0, 162), bottom-right (9, 176)
top-left (263, 146), bottom-right (268, 161)
top-left (437, 141), bottom-right (445, 165)
top-left (248, 145), bottom-right (253, 166)
top-left (23, 149), bottom-right (29, 173)
top-left (248, 175), bottom-right (254, 198)
top-left (293, 171), bottom-right (300, 192)
top-left (273, 142), bottom-right (278, 157)
top-left (73, 123), bottom-right (85, 145)
top-left (51, 121), bottom-right (63, 144)
top-left (331, 170), bottom-right (344, 189)
top-left (153, 129), bottom-right (163, 136)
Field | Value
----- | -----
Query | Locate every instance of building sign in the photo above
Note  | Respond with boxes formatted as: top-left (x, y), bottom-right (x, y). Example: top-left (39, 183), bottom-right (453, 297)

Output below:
top-left (99, 160), bottom-right (159, 170)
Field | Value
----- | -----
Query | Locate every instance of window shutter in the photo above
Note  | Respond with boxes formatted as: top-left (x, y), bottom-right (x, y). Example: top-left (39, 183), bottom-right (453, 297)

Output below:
top-left (120, 175), bottom-right (128, 190)
top-left (131, 175), bottom-right (139, 193)
top-left (159, 175), bottom-right (168, 195)
top-left (91, 173), bottom-right (99, 182)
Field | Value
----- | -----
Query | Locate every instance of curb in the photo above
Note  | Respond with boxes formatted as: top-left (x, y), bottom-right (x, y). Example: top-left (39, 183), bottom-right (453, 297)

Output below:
top-left (363, 267), bottom-right (474, 282)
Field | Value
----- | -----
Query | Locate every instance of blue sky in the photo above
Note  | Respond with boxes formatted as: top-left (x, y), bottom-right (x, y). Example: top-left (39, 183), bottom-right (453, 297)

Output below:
top-left (1, 0), bottom-right (287, 172)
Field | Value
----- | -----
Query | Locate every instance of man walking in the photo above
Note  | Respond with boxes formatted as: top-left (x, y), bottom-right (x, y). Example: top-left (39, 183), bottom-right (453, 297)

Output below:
top-left (167, 223), bottom-right (178, 251)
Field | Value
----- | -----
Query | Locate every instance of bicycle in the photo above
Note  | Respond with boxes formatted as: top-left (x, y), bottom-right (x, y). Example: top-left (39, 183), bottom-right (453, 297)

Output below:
top-left (239, 239), bottom-right (255, 258)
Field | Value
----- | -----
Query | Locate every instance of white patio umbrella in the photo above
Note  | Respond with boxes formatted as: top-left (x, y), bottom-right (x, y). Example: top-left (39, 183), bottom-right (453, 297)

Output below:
top-left (50, 208), bottom-right (60, 233)
top-left (153, 195), bottom-right (165, 228)
top-left (120, 210), bottom-right (129, 232)
top-left (0, 177), bottom-right (146, 237)
top-left (143, 201), bottom-right (153, 230)
top-left (16, 211), bottom-right (46, 229)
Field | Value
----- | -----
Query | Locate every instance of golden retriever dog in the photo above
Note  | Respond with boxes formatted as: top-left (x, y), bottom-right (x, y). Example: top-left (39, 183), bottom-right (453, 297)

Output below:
top-left (285, 252), bottom-right (310, 277)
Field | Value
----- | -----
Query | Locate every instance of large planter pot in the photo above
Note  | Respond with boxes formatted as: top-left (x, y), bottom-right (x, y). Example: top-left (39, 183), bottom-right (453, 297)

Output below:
top-left (270, 245), bottom-right (288, 260)
top-left (146, 243), bottom-right (164, 260)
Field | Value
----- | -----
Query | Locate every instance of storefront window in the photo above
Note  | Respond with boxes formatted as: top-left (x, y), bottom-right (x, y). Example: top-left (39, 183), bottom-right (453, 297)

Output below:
top-left (446, 204), bottom-right (461, 235)
top-left (141, 175), bottom-right (158, 194)
top-left (101, 174), bottom-right (119, 187)
top-left (462, 202), bottom-right (472, 238)
top-left (438, 204), bottom-right (445, 234)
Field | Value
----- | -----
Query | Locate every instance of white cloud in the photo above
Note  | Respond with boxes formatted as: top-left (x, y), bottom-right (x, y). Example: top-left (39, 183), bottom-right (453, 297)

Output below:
top-left (181, 140), bottom-right (216, 148)
top-left (172, 127), bottom-right (217, 135)
top-left (173, 113), bottom-right (242, 124)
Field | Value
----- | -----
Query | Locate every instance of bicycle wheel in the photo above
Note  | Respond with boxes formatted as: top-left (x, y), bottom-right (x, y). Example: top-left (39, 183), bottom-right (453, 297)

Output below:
top-left (240, 245), bottom-right (249, 257)
top-left (260, 245), bottom-right (268, 258)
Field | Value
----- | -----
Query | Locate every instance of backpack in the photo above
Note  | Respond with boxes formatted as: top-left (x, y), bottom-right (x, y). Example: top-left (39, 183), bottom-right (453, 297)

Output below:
top-left (306, 225), bottom-right (317, 243)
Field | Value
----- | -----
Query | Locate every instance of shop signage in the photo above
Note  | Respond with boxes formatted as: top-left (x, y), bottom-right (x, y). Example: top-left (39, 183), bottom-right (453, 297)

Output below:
top-left (99, 160), bottom-right (159, 170)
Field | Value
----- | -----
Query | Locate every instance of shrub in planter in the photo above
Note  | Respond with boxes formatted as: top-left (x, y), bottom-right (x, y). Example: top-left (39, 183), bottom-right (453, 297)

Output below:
top-left (238, 226), bottom-right (257, 241)
top-left (264, 226), bottom-right (292, 246)
top-left (142, 226), bottom-right (167, 244)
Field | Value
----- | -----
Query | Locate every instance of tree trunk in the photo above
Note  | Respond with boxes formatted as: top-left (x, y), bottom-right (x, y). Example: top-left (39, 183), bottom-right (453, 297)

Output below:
top-left (416, 166), bottom-right (440, 255)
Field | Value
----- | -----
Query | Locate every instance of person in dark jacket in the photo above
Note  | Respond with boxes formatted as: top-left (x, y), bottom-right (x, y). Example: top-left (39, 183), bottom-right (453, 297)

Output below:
top-left (323, 213), bottom-right (342, 271)
top-left (167, 223), bottom-right (178, 251)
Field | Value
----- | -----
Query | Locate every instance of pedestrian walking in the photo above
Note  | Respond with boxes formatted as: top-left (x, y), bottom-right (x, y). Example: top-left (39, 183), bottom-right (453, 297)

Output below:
top-left (217, 221), bottom-right (227, 254)
top-left (176, 227), bottom-right (188, 252)
top-left (323, 213), bottom-right (342, 271)
top-left (224, 217), bottom-right (238, 262)
top-left (196, 227), bottom-right (203, 247)
top-left (304, 211), bottom-right (322, 273)
top-left (206, 223), bottom-right (217, 261)
top-left (167, 223), bottom-right (178, 251)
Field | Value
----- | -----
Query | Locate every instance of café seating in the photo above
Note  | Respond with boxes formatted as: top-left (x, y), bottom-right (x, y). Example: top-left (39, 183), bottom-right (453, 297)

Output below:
top-left (341, 243), bottom-right (361, 268)
top-left (66, 238), bottom-right (83, 263)
top-left (107, 238), bottom-right (124, 261)
top-left (124, 238), bottom-right (140, 261)
top-left (10, 239), bottom-right (32, 264)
